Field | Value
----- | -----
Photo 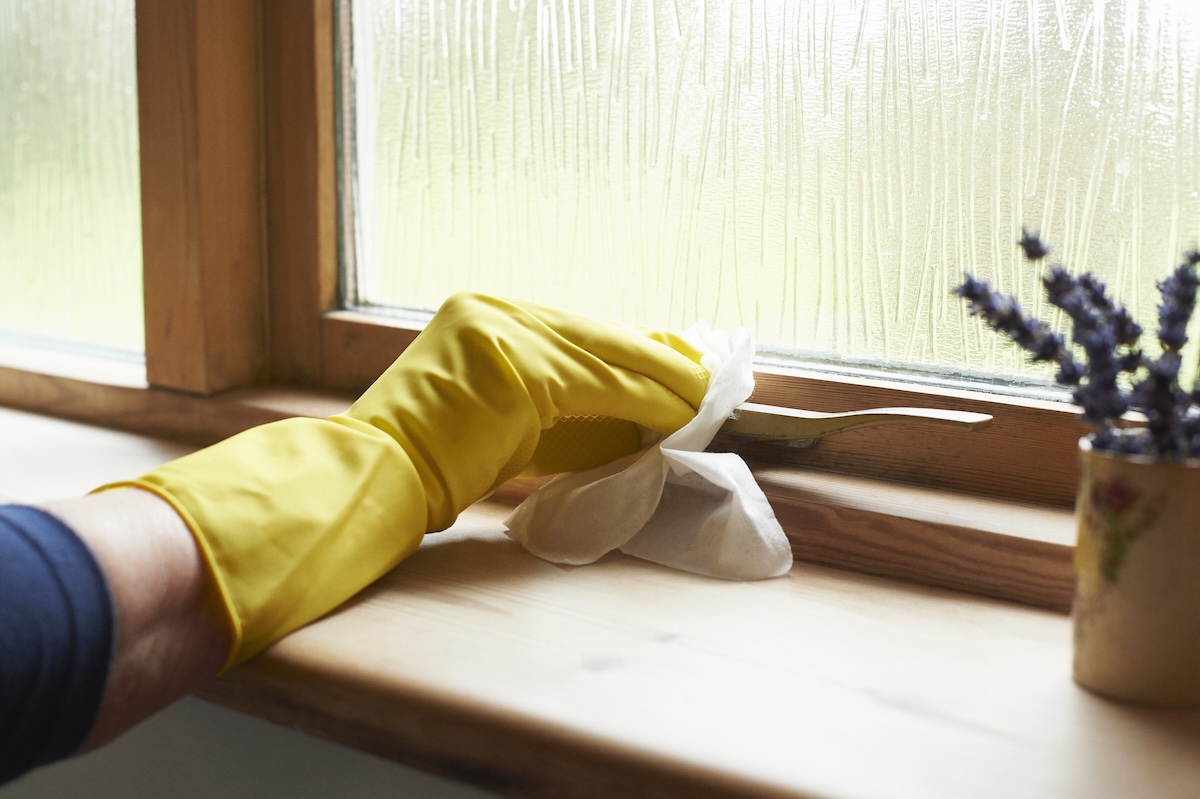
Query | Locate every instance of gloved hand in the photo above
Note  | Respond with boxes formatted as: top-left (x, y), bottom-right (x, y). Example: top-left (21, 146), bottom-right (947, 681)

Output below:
top-left (104, 292), bottom-right (710, 668)
top-left (346, 292), bottom-right (711, 529)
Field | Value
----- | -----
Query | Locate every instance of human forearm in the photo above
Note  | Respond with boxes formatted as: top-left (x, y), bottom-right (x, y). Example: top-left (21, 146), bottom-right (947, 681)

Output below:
top-left (4, 291), bottom-right (708, 777)
top-left (44, 489), bottom-right (231, 752)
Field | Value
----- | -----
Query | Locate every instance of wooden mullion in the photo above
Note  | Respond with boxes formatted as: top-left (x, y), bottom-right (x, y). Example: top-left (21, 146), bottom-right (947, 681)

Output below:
top-left (136, 0), bottom-right (266, 395)
top-left (262, 0), bottom-right (338, 386)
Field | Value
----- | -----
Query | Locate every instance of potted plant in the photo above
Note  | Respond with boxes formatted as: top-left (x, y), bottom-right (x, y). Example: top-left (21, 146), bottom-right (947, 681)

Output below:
top-left (956, 229), bottom-right (1200, 705)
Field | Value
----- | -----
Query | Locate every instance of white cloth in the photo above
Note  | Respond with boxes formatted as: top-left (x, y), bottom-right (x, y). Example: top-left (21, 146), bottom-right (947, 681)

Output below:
top-left (504, 324), bottom-right (793, 580)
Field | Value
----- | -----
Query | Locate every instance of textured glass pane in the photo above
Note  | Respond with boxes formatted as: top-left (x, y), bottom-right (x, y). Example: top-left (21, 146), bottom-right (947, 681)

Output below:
top-left (348, 0), bottom-right (1200, 388)
top-left (0, 0), bottom-right (143, 356)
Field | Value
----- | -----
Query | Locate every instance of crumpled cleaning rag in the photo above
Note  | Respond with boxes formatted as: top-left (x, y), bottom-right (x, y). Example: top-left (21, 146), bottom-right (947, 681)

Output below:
top-left (504, 323), bottom-right (793, 580)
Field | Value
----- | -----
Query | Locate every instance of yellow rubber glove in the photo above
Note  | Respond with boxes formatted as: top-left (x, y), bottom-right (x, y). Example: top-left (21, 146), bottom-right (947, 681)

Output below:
top-left (105, 292), bottom-right (710, 668)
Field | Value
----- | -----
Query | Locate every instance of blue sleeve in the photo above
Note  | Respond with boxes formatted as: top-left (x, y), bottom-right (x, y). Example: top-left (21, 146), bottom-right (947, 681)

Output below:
top-left (0, 505), bottom-right (116, 786)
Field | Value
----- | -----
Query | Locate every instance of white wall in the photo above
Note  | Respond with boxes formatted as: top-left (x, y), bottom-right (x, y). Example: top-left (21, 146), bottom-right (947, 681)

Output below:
top-left (1, 697), bottom-right (496, 799)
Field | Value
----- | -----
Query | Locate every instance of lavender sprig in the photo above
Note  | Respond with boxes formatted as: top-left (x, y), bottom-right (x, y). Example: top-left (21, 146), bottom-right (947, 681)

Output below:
top-left (954, 275), bottom-right (1076, 368)
top-left (957, 230), bottom-right (1200, 460)
top-left (1127, 251), bottom-right (1200, 457)
top-left (1018, 226), bottom-right (1052, 261)
top-left (1155, 254), bottom-right (1200, 351)
top-left (1039, 265), bottom-right (1141, 445)
top-left (1130, 354), bottom-right (1188, 456)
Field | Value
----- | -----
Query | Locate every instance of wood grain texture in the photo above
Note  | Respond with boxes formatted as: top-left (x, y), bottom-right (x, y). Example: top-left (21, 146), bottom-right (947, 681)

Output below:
top-left (136, 0), bottom-right (266, 394)
top-left (201, 507), bottom-right (1200, 799)
top-left (321, 310), bottom-right (422, 392)
top-left (753, 465), bottom-right (1076, 612)
top-left (0, 362), bottom-right (345, 447)
top-left (7, 407), bottom-right (1200, 799)
top-left (262, 0), bottom-right (338, 386)
top-left (0, 406), bottom-right (194, 503)
top-left (732, 365), bottom-right (1088, 508)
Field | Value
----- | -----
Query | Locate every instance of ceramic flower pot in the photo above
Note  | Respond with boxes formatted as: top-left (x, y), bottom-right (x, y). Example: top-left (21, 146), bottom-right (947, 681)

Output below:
top-left (1072, 438), bottom-right (1200, 704)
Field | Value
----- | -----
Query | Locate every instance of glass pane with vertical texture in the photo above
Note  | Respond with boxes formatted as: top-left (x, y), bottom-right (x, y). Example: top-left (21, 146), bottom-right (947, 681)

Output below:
top-left (347, 0), bottom-right (1200, 391)
top-left (0, 0), bottom-right (143, 356)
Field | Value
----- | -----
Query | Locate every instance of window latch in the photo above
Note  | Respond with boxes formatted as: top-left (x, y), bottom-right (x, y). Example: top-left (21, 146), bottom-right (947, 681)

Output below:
top-left (720, 403), bottom-right (994, 449)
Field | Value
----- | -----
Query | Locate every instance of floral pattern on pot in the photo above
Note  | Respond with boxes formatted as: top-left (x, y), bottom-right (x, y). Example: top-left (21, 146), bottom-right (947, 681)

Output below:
top-left (1080, 475), bottom-right (1163, 583)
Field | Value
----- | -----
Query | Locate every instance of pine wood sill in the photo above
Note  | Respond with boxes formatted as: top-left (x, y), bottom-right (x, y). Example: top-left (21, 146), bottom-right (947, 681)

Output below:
top-left (5, 402), bottom-right (1200, 798)
top-left (0, 351), bottom-right (1076, 615)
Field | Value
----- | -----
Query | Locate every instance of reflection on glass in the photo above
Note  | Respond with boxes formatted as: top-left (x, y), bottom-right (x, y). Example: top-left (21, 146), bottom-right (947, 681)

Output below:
top-left (0, 0), bottom-right (143, 356)
top-left (348, 0), bottom-right (1200, 388)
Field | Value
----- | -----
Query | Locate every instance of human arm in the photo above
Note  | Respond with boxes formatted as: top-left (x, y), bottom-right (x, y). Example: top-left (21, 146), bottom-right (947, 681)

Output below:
top-left (1, 292), bottom-right (709, 783)
top-left (0, 491), bottom-right (226, 784)
top-left (45, 488), bottom-right (231, 753)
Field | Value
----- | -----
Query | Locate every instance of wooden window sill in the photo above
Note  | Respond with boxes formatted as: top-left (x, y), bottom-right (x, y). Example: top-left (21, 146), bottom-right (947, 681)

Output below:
top-left (5, 404), bottom-right (1200, 798)
top-left (0, 353), bottom-right (1074, 613)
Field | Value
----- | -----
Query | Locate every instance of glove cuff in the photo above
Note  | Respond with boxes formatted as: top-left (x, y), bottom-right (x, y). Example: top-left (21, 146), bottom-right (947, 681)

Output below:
top-left (98, 417), bottom-right (427, 670)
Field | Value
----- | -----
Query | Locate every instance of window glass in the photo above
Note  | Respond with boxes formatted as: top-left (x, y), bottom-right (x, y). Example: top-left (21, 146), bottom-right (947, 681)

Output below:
top-left (0, 0), bottom-right (143, 356)
top-left (346, 0), bottom-right (1200, 391)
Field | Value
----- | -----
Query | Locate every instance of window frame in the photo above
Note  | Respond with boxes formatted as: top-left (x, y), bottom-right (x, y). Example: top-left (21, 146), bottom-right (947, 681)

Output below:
top-left (0, 0), bottom-right (1081, 612)
top-left (316, 0), bottom-right (1087, 509)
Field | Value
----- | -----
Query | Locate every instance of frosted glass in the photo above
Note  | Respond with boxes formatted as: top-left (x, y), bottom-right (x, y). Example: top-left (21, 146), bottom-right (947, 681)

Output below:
top-left (348, 0), bottom-right (1200, 388)
top-left (0, 0), bottom-right (143, 356)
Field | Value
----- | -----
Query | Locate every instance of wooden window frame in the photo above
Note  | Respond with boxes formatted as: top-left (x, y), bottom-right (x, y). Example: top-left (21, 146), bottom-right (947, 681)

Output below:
top-left (0, 0), bottom-right (1082, 613)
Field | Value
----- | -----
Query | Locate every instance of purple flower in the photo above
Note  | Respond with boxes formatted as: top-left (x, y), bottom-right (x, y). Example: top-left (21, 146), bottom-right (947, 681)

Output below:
top-left (1019, 227), bottom-right (1052, 261)
top-left (1091, 477), bottom-right (1139, 514)
top-left (1056, 359), bottom-right (1085, 385)
top-left (1079, 274), bottom-right (1143, 346)
top-left (1131, 352), bottom-right (1190, 456)
top-left (1155, 260), bottom-right (1200, 352)
top-left (957, 229), bottom-right (1200, 459)
top-left (956, 275), bottom-right (1073, 368)
top-left (1071, 326), bottom-right (1127, 429)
